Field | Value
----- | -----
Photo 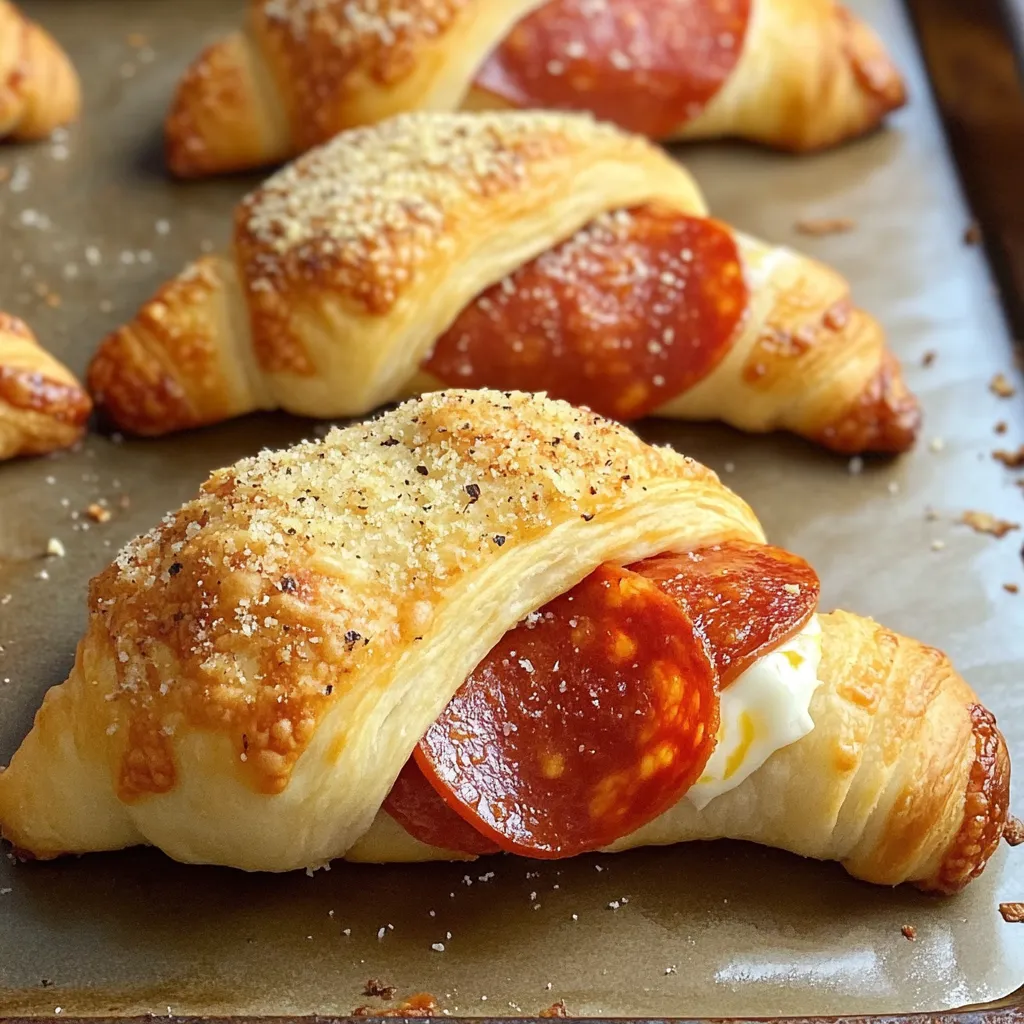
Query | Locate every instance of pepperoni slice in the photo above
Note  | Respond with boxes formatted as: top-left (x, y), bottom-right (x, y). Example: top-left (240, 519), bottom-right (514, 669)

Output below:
top-left (474, 0), bottom-right (752, 138)
top-left (424, 205), bottom-right (748, 422)
top-left (630, 541), bottom-right (820, 686)
top-left (384, 758), bottom-right (500, 856)
top-left (413, 564), bottom-right (719, 858)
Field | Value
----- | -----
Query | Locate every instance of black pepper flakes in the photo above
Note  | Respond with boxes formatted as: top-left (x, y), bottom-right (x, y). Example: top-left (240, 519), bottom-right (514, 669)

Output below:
top-left (168, 562), bottom-right (183, 576)
top-left (465, 483), bottom-right (481, 503)
top-left (381, 437), bottom-right (400, 447)
top-left (581, 513), bottom-right (595, 522)
top-left (415, 465), bottom-right (429, 476)
top-left (344, 630), bottom-right (363, 647)
top-left (493, 535), bottom-right (506, 547)
top-left (324, 684), bottom-right (334, 696)
top-left (280, 575), bottom-right (298, 593)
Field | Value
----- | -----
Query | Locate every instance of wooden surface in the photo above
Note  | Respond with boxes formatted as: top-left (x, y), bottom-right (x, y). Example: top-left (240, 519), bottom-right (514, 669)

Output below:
top-left (906, 0), bottom-right (1024, 338)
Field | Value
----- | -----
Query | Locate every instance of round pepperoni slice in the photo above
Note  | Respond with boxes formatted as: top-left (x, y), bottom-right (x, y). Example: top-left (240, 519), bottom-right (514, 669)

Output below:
top-left (384, 757), bottom-right (500, 856)
top-left (413, 563), bottom-right (719, 858)
top-left (630, 541), bottom-right (820, 686)
top-left (424, 205), bottom-right (748, 422)
top-left (474, 0), bottom-right (753, 138)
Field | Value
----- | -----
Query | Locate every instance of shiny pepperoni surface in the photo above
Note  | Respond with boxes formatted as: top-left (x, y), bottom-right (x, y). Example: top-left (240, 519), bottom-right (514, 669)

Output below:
top-left (474, 0), bottom-right (752, 137)
top-left (425, 206), bottom-right (748, 422)
top-left (413, 564), bottom-right (719, 858)
top-left (630, 541), bottom-right (820, 686)
top-left (384, 757), bottom-right (501, 856)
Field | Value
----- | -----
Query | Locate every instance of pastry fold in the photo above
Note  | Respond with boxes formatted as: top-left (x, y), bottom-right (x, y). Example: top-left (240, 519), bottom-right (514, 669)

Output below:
top-left (0, 312), bottom-right (91, 460)
top-left (90, 111), bottom-right (919, 454)
top-left (164, 0), bottom-right (904, 177)
top-left (0, 1), bottom-right (80, 141)
top-left (0, 389), bottom-right (1008, 892)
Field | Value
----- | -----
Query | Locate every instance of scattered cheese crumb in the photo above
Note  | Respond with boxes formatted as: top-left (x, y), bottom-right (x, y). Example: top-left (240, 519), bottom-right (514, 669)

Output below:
top-left (46, 538), bottom-right (65, 558)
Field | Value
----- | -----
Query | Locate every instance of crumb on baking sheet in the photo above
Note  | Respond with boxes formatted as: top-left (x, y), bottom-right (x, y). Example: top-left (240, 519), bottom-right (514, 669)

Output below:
top-left (45, 538), bottom-right (65, 558)
top-left (364, 979), bottom-right (396, 1000)
top-left (1005, 817), bottom-right (1024, 846)
top-left (959, 511), bottom-right (1020, 538)
top-left (990, 373), bottom-right (1017, 398)
top-left (353, 994), bottom-right (438, 1017)
top-left (539, 1000), bottom-right (570, 1017)
top-left (794, 216), bottom-right (855, 236)
top-left (999, 903), bottom-right (1024, 923)
top-left (922, 350), bottom-right (936, 367)
top-left (1005, 583), bottom-right (1020, 594)
top-left (901, 924), bottom-right (917, 940)
top-left (963, 220), bottom-right (982, 245)
top-left (86, 503), bottom-right (112, 523)
top-left (995, 421), bottom-right (1008, 435)
top-left (993, 446), bottom-right (1024, 469)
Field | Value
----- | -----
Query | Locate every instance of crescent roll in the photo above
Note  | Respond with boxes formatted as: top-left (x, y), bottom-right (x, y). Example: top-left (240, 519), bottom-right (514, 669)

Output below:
top-left (90, 112), bottom-right (920, 455)
top-left (165, 0), bottom-right (905, 177)
top-left (0, 312), bottom-right (91, 460)
top-left (0, 0), bottom-right (80, 142)
top-left (0, 390), bottom-right (1009, 893)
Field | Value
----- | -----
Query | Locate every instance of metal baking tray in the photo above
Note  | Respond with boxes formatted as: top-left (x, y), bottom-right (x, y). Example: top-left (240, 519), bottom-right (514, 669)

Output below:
top-left (1, 0), bottom-right (1022, 1019)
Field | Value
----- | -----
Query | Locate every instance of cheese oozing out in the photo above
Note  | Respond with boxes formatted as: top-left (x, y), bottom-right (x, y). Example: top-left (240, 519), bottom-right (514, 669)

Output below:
top-left (686, 615), bottom-right (823, 811)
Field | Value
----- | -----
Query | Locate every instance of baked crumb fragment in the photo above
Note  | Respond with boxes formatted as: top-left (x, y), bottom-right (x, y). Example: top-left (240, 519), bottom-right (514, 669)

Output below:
top-left (959, 511), bottom-right (1019, 538)
top-left (993, 446), bottom-right (1024, 469)
top-left (1005, 583), bottom-right (1020, 595)
top-left (353, 994), bottom-right (438, 1017)
top-left (990, 374), bottom-right (1017, 398)
top-left (794, 216), bottom-right (855, 236)
top-left (45, 538), bottom-right (65, 558)
top-left (901, 924), bottom-right (917, 940)
top-left (1004, 817), bottom-right (1024, 846)
top-left (995, 421), bottom-right (1008, 435)
top-left (921, 350), bottom-right (936, 367)
top-left (540, 1000), bottom-right (570, 1017)
top-left (963, 221), bottom-right (982, 245)
top-left (86, 503), bottom-right (112, 523)
top-left (999, 903), bottom-right (1024, 923)
top-left (364, 979), bottom-right (397, 1000)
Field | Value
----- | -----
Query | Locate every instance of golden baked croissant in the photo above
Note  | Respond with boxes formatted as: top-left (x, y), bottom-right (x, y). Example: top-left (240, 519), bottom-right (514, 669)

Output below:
top-left (0, 390), bottom-right (1008, 892)
top-left (0, 312), bottom-right (91, 460)
top-left (91, 112), bottom-right (919, 454)
top-left (0, 0), bottom-right (80, 141)
top-left (165, 0), bottom-right (905, 177)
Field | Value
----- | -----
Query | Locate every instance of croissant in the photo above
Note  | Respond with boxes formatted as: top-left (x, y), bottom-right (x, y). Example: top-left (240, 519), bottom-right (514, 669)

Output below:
top-left (0, 312), bottom-right (92, 460)
top-left (91, 111), bottom-right (920, 454)
top-left (0, 389), bottom-right (1007, 892)
top-left (0, 0), bottom-right (80, 142)
top-left (165, 0), bottom-right (905, 177)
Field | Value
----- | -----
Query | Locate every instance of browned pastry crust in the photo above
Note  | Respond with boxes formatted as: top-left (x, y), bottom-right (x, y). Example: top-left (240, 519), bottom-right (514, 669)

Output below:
top-left (0, 312), bottom-right (91, 460)
top-left (0, 390), bottom-right (1007, 887)
top-left (90, 111), bottom-right (919, 453)
top-left (0, 0), bottom-right (80, 141)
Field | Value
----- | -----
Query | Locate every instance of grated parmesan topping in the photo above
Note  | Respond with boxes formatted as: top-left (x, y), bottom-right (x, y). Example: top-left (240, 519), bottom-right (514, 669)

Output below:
top-left (94, 389), bottom-right (714, 795)
top-left (261, 0), bottom-right (463, 46)
top-left (236, 110), bottom-right (627, 311)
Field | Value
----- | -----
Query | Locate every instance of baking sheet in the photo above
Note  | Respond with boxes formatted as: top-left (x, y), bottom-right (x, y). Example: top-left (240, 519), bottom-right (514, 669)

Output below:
top-left (1, 0), bottom-right (1023, 1017)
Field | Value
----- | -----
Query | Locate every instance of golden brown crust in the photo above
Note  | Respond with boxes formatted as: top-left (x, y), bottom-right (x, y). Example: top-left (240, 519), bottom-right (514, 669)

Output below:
top-left (812, 350), bottom-right (921, 454)
top-left (87, 257), bottom-right (264, 436)
top-left (921, 704), bottom-right (1010, 894)
top-left (165, 32), bottom-right (291, 178)
top-left (0, 312), bottom-right (91, 460)
top-left (0, 0), bottom-right (80, 141)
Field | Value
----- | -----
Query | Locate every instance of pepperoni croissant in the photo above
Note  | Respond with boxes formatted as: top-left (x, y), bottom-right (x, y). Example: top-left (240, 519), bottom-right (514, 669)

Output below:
top-left (0, 0), bottom-right (80, 142)
top-left (0, 389), bottom-right (1008, 892)
top-left (165, 0), bottom-right (905, 177)
top-left (0, 312), bottom-right (92, 460)
top-left (91, 112), bottom-right (919, 454)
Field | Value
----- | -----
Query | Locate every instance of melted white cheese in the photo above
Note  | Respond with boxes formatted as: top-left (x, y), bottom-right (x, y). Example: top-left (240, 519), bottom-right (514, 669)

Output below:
top-left (686, 615), bottom-right (823, 811)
